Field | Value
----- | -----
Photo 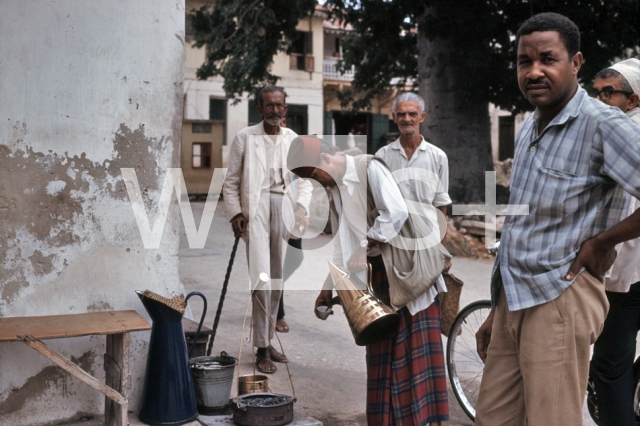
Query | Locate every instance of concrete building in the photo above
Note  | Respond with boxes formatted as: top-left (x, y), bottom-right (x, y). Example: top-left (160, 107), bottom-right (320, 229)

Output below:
top-left (182, 3), bottom-right (397, 194)
top-left (0, 1), bottom-right (185, 424)
top-left (321, 21), bottom-right (395, 154)
top-left (489, 104), bottom-right (530, 166)
top-left (183, 0), bottom-right (325, 183)
top-left (181, 3), bottom-right (525, 196)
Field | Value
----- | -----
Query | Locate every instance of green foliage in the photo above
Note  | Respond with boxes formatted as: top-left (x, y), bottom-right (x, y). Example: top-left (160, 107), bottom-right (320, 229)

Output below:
top-left (190, 0), bottom-right (639, 112)
top-left (327, 0), bottom-right (639, 113)
top-left (327, 0), bottom-right (421, 111)
top-left (189, 0), bottom-right (317, 102)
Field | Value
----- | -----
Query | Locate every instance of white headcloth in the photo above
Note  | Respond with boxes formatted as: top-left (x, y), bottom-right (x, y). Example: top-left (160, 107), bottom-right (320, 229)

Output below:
top-left (610, 58), bottom-right (640, 95)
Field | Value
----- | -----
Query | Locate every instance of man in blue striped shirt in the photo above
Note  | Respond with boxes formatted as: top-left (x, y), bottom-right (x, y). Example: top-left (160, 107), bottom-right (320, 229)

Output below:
top-left (475, 13), bottom-right (640, 425)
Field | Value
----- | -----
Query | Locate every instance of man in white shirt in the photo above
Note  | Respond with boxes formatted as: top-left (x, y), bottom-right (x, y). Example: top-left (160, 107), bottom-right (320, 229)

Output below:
top-left (589, 58), bottom-right (640, 426)
top-left (287, 136), bottom-right (450, 426)
top-left (222, 86), bottom-right (311, 374)
top-left (376, 92), bottom-right (452, 321)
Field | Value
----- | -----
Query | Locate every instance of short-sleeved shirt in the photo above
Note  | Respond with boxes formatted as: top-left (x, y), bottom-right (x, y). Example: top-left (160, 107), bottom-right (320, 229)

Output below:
top-left (376, 138), bottom-right (452, 209)
top-left (376, 138), bottom-right (451, 313)
top-left (494, 86), bottom-right (640, 311)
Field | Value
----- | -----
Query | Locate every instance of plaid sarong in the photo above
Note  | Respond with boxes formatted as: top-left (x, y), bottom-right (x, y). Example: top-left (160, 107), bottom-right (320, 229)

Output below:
top-left (366, 256), bottom-right (449, 425)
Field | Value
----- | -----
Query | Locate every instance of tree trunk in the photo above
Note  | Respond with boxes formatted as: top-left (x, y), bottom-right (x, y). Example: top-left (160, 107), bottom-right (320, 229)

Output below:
top-left (417, 19), bottom-right (494, 204)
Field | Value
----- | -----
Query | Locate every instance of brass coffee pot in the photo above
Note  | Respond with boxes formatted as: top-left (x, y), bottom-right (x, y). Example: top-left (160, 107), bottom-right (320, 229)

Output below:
top-left (327, 261), bottom-right (400, 346)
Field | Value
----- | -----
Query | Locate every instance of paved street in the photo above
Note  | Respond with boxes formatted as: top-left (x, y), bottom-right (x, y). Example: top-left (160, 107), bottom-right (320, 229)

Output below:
top-left (179, 200), bottom-right (597, 425)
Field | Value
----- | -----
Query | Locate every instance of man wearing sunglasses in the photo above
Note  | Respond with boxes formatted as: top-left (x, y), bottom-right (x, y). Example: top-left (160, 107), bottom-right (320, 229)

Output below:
top-left (590, 58), bottom-right (640, 426)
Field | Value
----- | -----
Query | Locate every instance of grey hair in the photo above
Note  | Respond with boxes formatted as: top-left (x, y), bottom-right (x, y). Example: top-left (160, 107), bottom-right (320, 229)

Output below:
top-left (392, 92), bottom-right (425, 113)
top-left (257, 85), bottom-right (287, 106)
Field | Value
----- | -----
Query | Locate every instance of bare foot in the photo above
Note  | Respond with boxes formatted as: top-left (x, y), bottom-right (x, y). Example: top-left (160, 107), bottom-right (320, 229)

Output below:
top-left (256, 349), bottom-right (277, 374)
top-left (276, 317), bottom-right (289, 333)
top-left (257, 357), bottom-right (277, 373)
top-left (268, 345), bottom-right (288, 363)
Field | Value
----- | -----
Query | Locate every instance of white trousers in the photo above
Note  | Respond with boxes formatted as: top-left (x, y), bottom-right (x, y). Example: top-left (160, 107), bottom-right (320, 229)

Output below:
top-left (246, 192), bottom-right (293, 348)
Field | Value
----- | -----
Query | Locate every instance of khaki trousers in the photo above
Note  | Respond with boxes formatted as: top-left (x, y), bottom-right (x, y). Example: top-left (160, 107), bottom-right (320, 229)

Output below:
top-left (475, 271), bottom-right (609, 426)
top-left (246, 192), bottom-right (293, 348)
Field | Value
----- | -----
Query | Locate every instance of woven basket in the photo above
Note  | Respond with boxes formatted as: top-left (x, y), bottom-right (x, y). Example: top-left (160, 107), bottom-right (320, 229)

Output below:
top-left (439, 272), bottom-right (464, 337)
top-left (141, 290), bottom-right (187, 314)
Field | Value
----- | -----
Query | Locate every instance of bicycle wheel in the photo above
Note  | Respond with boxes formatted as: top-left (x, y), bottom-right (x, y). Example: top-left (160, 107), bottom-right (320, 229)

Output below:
top-left (446, 299), bottom-right (492, 421)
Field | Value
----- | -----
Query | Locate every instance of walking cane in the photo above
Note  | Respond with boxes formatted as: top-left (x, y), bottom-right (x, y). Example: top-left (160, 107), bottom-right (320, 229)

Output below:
top-left (206, 236), bottom-right (240, 356)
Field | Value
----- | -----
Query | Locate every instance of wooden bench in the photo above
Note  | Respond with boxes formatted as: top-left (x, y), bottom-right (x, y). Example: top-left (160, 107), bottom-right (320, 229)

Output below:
top-left (0, 310), bottom-right (151, 426)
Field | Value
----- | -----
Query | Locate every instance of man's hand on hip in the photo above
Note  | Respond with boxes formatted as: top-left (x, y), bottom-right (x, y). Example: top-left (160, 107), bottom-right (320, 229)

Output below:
top-left (476, 307), bottom-right (495, 363)
top-left (565, 236), bottom-right (617, 282)
top-left (230, 213), bottom-right (247, 238)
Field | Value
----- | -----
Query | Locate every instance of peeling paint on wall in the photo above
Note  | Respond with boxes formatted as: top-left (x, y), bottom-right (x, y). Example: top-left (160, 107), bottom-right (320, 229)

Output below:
top-left (0, 1), bottom-right (184, 423)
top-left (29, 250), bottom-right (56, 276)
top-left (86, 301), bottom-right (113, 312)
top-left (0, 123), bottom-right (173, 317)
top-left (0, 351), bottom-right (96, 415)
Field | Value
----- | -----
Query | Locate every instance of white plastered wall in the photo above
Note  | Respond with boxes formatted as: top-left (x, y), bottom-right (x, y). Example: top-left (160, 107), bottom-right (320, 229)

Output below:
top-left (488, 103), bottom-right (530, 164)
top-left (0, 1), bottom-right (185, 424)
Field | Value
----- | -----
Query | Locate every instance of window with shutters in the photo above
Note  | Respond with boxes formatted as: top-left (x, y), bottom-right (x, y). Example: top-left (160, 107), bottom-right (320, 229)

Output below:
top-left (286, 104), bottom-right (308, 135)
top-left (209, 98), bottom-right (226, 121)
top-left (289, 31), bottom-right (314, 71)
top-left (192, 143), bottom-right (212, 169)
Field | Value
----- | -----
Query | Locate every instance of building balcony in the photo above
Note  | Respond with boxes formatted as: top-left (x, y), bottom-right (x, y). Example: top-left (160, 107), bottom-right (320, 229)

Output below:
top-left (323, 57), bottom-right (355, 80)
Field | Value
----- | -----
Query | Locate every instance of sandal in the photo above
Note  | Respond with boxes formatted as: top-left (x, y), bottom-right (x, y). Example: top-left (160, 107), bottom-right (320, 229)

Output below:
top-left (268, 345), bottom-right (288, 363)
top-left (275, 318), bottom-right (289, 333)
top-left (256, 350), bottom-right (277, 374)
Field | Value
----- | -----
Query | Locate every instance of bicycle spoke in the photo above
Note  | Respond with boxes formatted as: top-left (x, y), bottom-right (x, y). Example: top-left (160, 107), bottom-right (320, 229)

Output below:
top-left (461, 370), bottom-right (484, 393)
top-left (446, 301), bottom-right (492, 422)
top-left (457, 376), bottom-right (482, 389)
top-left (453, 350), bottom-right (481, 363)
top-left (452, 360), bottom-right (482, 366)
top-left (454, 338), bottom-right (477, 354)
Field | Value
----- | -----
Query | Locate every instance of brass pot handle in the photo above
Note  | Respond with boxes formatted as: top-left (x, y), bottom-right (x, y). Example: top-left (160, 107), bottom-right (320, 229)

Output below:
top-left (366, 262), bottom-right (374, 295)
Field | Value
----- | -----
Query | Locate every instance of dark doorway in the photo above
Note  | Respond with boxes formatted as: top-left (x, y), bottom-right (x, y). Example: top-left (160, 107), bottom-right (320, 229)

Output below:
top-left (499, 116), bottom-right (515, 160)
top-left (286, 104), bottom-right (308, 136)
top-left (331, 111), bottom-right (368, 151)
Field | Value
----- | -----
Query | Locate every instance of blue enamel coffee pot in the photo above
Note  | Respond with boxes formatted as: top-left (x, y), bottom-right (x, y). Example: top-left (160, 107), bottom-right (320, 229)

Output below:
top-left (136, 290), bottom-right (207, 425)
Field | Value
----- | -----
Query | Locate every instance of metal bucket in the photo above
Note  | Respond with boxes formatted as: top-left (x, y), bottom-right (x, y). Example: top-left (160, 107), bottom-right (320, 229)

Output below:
top-left (190, 352), bottom-right (238, 410)
top-left (238, 374), bottom-right (269, 395)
